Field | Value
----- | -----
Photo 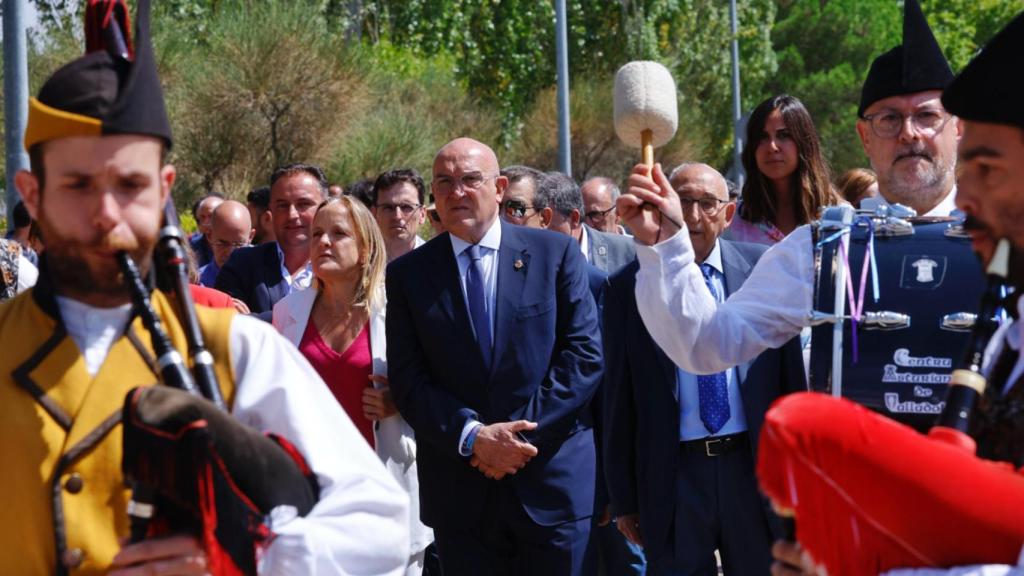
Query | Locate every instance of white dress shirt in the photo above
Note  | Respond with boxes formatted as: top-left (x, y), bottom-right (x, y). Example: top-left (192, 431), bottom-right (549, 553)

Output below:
top-left (16, 255), bottom-right (38, 293)
top-left (275, 243), bottom-right (314, 295)
top-left (633, 190), bottom-right (961, 376)
top-left (676, 241), bottom-right (748, 440)
top-left (579, 225), bottom-right (591, 262)
top-left (450, 217), bottom-right (502, 453)
top-left (860, 186), bottom-right (958, 217)
top-left (54, 296), bottom-right (411, 575)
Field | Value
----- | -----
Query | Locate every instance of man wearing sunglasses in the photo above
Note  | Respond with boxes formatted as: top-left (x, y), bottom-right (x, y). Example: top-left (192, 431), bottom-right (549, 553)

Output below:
top-left (500, 165), bottom-right (545, 228)
top-left (371, 168), bottom-right (428, 262)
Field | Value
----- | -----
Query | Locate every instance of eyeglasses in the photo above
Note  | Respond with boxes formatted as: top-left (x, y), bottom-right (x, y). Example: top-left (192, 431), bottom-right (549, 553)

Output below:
top-left (428, 208), bottom-right (441, 223)
top-left (679, 197), bottom-right (731, 216)
top-left (433, 173), bottom-right (499, 195)
top-left (375, 203), bottom-right (422, 216)
top-left (212, 240), bottom-right (249, 249)
top-left (585, 205), bottom-right (616, 222)
top-left (502, 199), bottom-right (537, 219)
top-left (861, 108), bottom-right (951, 139)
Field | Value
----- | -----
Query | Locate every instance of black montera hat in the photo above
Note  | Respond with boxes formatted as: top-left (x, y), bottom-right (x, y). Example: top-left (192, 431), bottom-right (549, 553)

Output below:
top-left (858, 0), bottom-right (954, 117)
top-left (942, 11), bottom-right (1024, 129)
top-left (24, 0), bottom-right (172, 151)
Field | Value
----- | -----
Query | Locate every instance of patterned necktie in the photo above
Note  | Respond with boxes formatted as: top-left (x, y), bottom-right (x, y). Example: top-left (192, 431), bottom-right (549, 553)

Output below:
top-left (465, 244), bottom-right (492, 369)
top-left (697, 263), bottom-right (730, 434)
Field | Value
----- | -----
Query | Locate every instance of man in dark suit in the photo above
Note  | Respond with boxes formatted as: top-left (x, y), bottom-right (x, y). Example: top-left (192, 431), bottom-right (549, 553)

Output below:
top-left (387, 138), bottom-right (603, 576)
top-left (215, 163), bottom-right (326, 320)
top-left (603, 163), bottom-right (806, 575)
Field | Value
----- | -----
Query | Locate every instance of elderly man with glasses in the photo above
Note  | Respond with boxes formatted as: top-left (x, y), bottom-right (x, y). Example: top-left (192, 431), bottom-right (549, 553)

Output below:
top-left (581, 177), bottom-right (625, 235)
top-left (199, 200), bottom-right (254, 287)
top-left (371, 168), bottom-right (428, 262)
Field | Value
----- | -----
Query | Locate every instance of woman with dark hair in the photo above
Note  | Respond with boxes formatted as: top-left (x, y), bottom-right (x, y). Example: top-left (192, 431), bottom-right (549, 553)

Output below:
top-left (725, 94), bottom-right (840, 245)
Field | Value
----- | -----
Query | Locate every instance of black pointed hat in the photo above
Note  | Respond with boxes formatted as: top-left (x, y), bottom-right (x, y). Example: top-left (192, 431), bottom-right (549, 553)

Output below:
top-left (24, 0), bottom-right (172, 151)
top-left (942, 11), bottom-right (1024, 129)
top-left (858, 0), bottom-right (954, 117)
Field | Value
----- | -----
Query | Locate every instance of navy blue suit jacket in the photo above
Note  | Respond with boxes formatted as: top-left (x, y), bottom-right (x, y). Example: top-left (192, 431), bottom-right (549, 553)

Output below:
top-left (602, 240), bottom-right (806, 562)
top-left (386, 221), bottom-right (604, 530)
top-left (214, 242), bottom-right (287, 321)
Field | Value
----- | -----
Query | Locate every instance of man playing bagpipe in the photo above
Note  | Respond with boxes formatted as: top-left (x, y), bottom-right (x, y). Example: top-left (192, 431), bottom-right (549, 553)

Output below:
top-left (0, 1), bottom-right (409, 574)
top-left (759, 10), bottom-right (1024, 576)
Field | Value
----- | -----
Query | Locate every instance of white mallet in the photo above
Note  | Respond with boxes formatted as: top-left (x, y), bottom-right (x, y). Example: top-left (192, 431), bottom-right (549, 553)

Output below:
top-left (613, 61), bottom-right (678, 167)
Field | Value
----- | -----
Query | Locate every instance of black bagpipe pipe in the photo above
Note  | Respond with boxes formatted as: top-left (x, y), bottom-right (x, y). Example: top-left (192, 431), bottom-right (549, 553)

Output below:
top-left (117, 204), bottom-right (320, 573)
top-left (758, 239), bottom-right (1024, 574)
top-left (92, 2), bottom-right (319, 570)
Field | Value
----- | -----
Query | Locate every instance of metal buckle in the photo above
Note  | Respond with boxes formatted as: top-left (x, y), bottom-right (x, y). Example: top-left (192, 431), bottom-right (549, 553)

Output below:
top-left (705, 438), bottom-right (723, 457)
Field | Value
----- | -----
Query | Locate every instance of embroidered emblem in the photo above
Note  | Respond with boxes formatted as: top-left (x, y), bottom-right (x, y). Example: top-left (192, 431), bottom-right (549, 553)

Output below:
top-left (514, 259), bottom-right (524, 271)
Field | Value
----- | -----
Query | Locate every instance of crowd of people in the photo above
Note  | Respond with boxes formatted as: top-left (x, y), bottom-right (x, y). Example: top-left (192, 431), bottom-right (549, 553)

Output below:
top-left (1, 0), bottom-right (1023, 574)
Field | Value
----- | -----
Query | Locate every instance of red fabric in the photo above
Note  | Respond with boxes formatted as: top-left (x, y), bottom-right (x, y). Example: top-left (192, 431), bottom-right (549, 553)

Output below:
top-left (757, 392), bottom-right (1024, 575)
top-left (299, 320), bottom-right (375, 449)
top-left (190, 284), bottom-right (235, 309)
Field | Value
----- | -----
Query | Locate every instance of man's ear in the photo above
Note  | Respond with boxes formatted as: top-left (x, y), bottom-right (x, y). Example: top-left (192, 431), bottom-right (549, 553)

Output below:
top-left (723, 201), bottom-right (737, 227)
top-left (15, 170), bottom-right (41, 220)
top-left (159, 164), bottom-right (176, 209)
top-left (570, 209), bottom-right (581, 228)
top-left (247, 228), bottom-right (256, 243)
top-left (855, 120), bottom-right (872, 157)
top-left (541, 207), bottom-right (553, 228)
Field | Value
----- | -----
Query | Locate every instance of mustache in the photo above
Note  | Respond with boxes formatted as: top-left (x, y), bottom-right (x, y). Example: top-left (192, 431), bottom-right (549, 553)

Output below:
top-left (961, 215), bottom-right (987, 232)
top-left (894, 145), bottom-right (934, 163)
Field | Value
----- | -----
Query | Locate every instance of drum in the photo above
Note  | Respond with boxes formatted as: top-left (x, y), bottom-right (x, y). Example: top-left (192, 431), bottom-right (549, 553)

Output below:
top-left (810, 205), bottom-right (987, 432)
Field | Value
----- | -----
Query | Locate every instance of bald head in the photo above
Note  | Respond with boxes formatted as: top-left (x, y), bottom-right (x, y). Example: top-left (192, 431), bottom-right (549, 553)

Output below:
top-left (210, 200), bottom-right (255, 268)
top-left (669, 163), bottom-right (734, 263)
top-left (431, 137), bottom-right (507, 244)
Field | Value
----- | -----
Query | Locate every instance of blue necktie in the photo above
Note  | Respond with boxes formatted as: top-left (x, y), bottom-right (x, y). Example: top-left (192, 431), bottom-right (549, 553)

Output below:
top-left (697, 263), bottom-right (730, 435)
top-left (465, 245), bottom-right (492, 369)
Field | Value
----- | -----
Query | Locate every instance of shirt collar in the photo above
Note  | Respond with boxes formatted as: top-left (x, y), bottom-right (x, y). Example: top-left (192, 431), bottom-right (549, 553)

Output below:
top-left (863, 186), bottom-right (958, 217)
top-left (450, 216), bottom-right (502, 257)
top-left (579, 226), bottom-right (590, 260)
top-left (701, 239), bottom-right (724, 275)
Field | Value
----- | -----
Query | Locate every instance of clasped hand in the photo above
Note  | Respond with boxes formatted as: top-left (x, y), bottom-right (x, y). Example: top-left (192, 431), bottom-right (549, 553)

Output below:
top-left (470, 420), bottom-right (538, 480)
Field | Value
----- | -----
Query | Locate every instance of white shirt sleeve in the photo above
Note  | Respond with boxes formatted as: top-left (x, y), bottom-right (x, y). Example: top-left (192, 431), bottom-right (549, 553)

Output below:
top-left (228, 314), bottom-right (410, 575)
top-left (633, 225), bottom-right (814, 374)
top-left (16, 255), bottom-right (38, 293)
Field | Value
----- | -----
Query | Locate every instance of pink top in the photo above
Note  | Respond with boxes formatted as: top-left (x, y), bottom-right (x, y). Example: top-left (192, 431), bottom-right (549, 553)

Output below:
top-left (299, 319), bottom-right (375, 449)
top-left (723, 212), bottom-right (787, 246)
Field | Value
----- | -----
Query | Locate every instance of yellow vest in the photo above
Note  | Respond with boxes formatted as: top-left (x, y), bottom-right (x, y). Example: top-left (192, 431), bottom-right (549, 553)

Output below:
top-left (0, 287), bottom-right (236, 574)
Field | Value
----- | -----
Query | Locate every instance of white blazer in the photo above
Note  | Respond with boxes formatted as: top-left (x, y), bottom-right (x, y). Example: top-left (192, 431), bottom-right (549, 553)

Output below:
top-left (273, 287), bottom-right (433, 554)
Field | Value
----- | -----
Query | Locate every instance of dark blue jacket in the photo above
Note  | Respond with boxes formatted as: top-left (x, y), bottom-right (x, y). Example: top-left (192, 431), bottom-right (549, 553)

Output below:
top-left (214, 242), bottom-right (287, 322)
top-left (602, 240), bottom-right (807, 561)
top-left (386, 221), bottom-right (603, 529)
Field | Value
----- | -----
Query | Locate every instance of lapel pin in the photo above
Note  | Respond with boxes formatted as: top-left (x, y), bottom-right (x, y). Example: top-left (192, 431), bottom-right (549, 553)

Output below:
top-left (598, 246), bottom-right (608, 256)
top-left (514, 259), bottom-right (524, 271)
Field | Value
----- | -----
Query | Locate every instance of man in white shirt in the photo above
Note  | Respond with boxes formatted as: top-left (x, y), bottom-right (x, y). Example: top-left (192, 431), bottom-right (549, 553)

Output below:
top-left (370, 168), bottom-right (428, 262)
top-left (618, 0), bottom-right (962, 379)
top-left (1, 2), bottom-right (409, 572)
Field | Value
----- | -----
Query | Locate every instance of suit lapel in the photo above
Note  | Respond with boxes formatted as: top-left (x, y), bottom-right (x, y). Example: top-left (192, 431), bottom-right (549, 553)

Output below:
top-left (425, 233), bottom-right (464, 326)
top-left (492, 224), bottom-right (530, 378)
top-left (586, 225), bottom-right (606, 271)
top-left (720, 241), bottom-right (755, 383)
top-left (266, 243), bottom-right (288, 304)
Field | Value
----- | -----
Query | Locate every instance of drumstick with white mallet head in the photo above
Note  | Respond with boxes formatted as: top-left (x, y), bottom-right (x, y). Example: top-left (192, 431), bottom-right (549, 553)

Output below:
top-left (613, 60), bottom-right (682, 231)
top-left (613, 61), bottom-right (678, 168)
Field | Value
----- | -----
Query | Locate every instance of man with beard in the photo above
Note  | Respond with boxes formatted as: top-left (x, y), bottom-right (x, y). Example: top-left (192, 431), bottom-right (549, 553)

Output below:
top-left (617, 0), bottom-right (962, 379)
top-left (371, 168), bottom-right (427, 262)
top-left (767, 11), bottom-right (1024, 574)
top-left (0, 1), bottom-right (409, 572)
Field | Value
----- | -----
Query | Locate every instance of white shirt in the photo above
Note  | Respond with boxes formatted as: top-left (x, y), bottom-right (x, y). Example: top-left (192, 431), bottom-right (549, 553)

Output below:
top-left (449, 217), bottom-right (502, 453)
top-left (449, 216), bottom-right (501, 342)
top-left (633, 187), bottom-right (962, 375)
top-left (982, 297), bottom-right (1024, 395)
top-left (676, 241), bottom-right (748, 440)
top-left (860, 186), bottom-right (958, 217)
top-left (53, 297), bottom-right (411, 575)
top-left (579, 225), bottom-right (591, 262)
top-left (275, 243), bottom-right (313, 295)
top-left (16, 255), bottom-right (38, 293)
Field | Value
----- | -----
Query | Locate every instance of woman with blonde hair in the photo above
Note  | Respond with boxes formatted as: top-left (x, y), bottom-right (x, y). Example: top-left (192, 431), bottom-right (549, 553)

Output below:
top-left (273, 196), bottom-right (431, 575)
top-left (726, 94), bottom-right (841, 245)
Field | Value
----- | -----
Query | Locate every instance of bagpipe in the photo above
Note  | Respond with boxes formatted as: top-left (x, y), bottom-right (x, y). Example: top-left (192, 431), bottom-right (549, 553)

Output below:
top-left (758, 238), bottom-right (1024, 575)
top-left (89, 2), bottom-right (320, 573)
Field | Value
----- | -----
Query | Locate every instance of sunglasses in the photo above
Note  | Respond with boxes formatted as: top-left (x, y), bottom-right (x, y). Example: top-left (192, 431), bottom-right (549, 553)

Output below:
top-left (503, 200), bottom-right (536, 219)
top-left (428, 209), bottom-right (441, 223)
